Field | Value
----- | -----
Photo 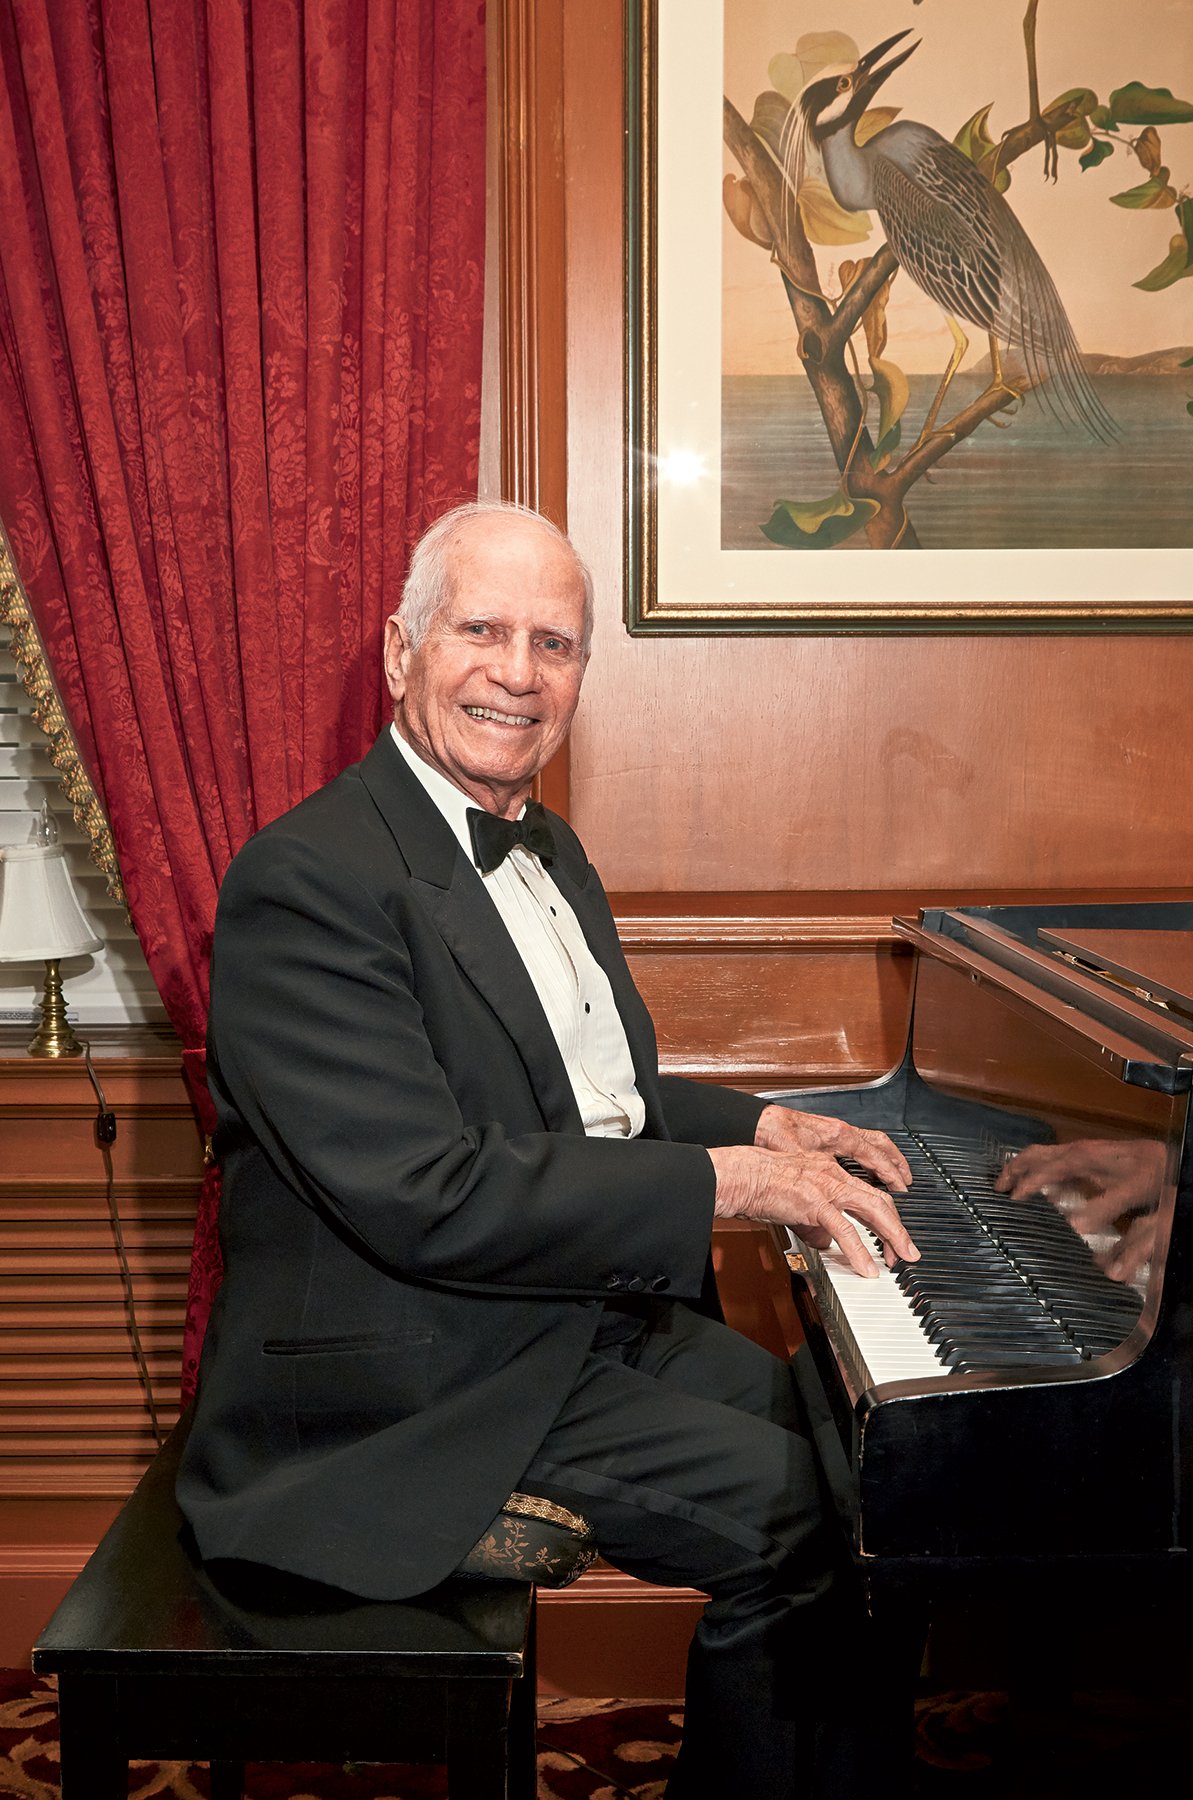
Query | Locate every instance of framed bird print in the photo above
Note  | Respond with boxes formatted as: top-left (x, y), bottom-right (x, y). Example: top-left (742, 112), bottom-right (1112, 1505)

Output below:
top-left (626, 0), bottom-right (1193, 632)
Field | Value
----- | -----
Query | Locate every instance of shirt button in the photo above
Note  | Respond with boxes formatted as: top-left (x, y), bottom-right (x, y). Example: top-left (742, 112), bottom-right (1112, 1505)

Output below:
top-left (650, 1275), bottom-right (671, 1294)
top-left (549, 906), bottom-right (556, 915)
top-left (584, 1002), bottom-right (591, 1014)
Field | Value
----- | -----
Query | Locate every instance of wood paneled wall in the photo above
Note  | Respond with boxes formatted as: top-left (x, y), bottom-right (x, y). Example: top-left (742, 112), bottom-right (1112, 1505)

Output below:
top-left (616, 904), bottom-right (913, 1087)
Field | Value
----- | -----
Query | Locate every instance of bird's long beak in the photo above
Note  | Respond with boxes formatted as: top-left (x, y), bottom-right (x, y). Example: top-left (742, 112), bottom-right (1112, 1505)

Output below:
top-left (855, 29), bottom-right (919, 99)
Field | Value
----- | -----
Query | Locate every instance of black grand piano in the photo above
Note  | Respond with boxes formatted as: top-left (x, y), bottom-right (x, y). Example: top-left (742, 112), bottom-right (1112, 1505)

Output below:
top-left (769, 902), bottom-right (1193, 1612)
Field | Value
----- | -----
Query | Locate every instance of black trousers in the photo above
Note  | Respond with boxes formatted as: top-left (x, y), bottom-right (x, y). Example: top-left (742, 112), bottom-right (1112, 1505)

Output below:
top-left (521, 1301), bottom-right (914, 1799)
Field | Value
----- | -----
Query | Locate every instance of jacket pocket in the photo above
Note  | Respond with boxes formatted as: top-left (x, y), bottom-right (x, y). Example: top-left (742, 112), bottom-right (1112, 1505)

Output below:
top-left (262, 1329), bottom-right (434, 1356)
top-left (267, 1330), bottom-right (436, 1446)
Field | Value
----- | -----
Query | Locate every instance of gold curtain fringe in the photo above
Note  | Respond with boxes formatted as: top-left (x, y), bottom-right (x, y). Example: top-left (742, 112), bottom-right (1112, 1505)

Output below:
top-left (0, 526), bottom-right (127, 909)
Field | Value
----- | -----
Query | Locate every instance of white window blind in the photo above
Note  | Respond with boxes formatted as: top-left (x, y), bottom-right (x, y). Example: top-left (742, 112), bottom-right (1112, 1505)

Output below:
top-left (0, 650), bottom-right (168, 1026)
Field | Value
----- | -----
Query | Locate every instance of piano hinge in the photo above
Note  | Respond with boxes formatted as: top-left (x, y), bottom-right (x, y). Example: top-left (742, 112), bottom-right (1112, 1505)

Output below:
top-left (1056, 951), bottom-right (1174, 1014)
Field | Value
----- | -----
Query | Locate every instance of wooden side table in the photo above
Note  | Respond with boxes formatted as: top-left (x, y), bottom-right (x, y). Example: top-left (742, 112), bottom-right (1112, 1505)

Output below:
top-left (0, 1025), bottom-right (203, 1663)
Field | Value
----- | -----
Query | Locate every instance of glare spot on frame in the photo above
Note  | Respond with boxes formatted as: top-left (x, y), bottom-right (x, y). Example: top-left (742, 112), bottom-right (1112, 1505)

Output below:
top-left (658, 449), bottom-right (708, 487)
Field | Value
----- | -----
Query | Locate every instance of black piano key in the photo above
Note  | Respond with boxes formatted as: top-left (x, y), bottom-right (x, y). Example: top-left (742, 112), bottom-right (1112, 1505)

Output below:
top-left (935, 1329), bottom-right (1081, 1353)
top-left (925, 1319), bottom-right (1074, 1345)
top-left (936, 1334), bottom-right (1079, 1358)
top-left (898, 1269), bottom-right (1028, 1288)
top-left (912, 1298), bottom-right (1057, 1323)
top-left (1055, 1307), bottom-right (1140, 1333)
top-left (1031, 1278), bottom-right (1141, 1309)
top-left (948, 1349), bottom-right (1087, 1372)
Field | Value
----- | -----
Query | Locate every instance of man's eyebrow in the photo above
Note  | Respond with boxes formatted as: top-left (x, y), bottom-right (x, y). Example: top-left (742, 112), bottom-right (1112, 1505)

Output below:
top-left (447, 612), bottom-right (505, 635)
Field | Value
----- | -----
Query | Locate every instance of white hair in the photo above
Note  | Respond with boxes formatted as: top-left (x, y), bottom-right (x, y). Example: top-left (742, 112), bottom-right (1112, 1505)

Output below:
top-left (399, 501), bottom-right (594, 656)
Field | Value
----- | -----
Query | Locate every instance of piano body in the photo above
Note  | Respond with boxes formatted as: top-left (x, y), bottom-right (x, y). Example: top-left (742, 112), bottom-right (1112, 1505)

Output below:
top-left (770, 901), bottom-right (1193, 1605)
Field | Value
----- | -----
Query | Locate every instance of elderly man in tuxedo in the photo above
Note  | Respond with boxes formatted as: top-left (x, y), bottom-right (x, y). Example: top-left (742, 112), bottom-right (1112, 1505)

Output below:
top-left (178, 501), bottom-right (919, 1798)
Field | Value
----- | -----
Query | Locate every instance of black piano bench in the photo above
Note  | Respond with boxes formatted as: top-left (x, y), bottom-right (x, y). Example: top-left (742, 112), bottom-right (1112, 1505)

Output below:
top-left (31, 1421), bottom-right (591, 1799)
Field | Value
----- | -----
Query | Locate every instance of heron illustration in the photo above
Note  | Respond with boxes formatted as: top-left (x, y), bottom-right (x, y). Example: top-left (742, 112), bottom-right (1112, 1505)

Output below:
top-left (782, 29), bottom-right (1117, 445)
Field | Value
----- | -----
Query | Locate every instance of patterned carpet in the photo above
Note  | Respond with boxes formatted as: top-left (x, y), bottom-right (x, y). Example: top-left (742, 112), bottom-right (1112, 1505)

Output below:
top-left (0, 1669), bottom-right (1181, 1797)
top-left (3, 1679), bottom-right (677, 1800)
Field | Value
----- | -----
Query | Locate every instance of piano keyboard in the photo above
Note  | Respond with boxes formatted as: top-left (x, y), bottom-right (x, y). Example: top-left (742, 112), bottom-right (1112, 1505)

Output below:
top-left (786, 1129), bottom-right (1144, 1396)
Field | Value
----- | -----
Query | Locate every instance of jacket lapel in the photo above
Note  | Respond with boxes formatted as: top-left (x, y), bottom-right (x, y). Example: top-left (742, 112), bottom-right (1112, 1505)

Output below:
top-left (357, 735), bottom-right (584, 1136)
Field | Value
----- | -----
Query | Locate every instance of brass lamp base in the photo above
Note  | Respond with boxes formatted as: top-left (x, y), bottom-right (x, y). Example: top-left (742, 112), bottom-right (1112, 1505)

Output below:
top-left (28, 958), bottom-right (85, 1058)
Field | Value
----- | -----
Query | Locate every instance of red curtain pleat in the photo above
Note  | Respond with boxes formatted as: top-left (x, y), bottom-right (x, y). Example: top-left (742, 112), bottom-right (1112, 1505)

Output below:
top-left (0, 0), bottom-right (486, 1399)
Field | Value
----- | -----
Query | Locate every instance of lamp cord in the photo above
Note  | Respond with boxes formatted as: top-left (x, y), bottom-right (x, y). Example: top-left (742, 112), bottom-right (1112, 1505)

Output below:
top-left (81, 1040), bottom-right (165, 1449)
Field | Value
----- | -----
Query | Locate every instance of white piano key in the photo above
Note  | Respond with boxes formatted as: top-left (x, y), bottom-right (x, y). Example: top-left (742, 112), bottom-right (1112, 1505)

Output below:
top-left (785, 1227), bottom-right (947, 1387)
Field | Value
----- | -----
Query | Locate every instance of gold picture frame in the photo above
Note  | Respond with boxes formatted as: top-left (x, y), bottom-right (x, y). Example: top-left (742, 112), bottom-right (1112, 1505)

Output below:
top-left (626, 0), bottom-right (1193, 634)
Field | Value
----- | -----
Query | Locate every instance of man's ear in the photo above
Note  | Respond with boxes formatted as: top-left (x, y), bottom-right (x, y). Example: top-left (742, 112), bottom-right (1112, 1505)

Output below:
top-left (383, 613), bottom-right (410, 706)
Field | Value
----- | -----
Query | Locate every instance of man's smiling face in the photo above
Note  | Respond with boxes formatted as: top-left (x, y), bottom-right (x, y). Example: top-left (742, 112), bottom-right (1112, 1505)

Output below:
top-left (385, 514), bottom-right (589, 819)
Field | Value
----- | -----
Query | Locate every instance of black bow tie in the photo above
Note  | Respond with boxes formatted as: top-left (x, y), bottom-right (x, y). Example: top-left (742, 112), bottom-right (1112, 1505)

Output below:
top-left (467, 802), bottom-right (556, 875)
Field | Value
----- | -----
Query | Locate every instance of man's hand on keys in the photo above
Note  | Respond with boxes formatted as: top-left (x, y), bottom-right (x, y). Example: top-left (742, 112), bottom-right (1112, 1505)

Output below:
top-left (708, 1106), bottom-right (919, 1279)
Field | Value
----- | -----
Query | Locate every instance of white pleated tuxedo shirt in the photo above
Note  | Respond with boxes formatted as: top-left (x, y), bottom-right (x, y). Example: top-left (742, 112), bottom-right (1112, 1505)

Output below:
top-left (390, 725), bottom-right (645, 1139)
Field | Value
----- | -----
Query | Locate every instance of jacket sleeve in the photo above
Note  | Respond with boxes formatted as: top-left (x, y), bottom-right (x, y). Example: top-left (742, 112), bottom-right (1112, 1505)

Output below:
top-left (658, 1074), bottom-right (767, 1148)
top-left (208, 829), bottom-right (715, 1302)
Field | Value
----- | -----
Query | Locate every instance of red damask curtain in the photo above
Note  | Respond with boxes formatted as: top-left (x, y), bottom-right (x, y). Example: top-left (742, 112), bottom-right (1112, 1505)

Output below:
top-left (0, 0), bottom-right (486, 1398)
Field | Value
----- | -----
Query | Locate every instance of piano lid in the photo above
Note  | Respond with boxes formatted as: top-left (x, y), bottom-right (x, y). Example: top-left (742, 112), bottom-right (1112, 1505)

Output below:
top-left (903, 902), bottom-right (1193, 1080)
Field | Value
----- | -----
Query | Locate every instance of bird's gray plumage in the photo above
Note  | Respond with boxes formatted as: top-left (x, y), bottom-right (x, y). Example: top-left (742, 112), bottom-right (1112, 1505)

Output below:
top-left (794, 35), bottom-right (1117, 443)
top-left (864, 124), bottom-right (1114, 440)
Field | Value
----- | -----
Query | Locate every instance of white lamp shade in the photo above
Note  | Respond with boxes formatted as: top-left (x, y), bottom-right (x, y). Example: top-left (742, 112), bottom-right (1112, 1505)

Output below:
top-left (0, 844), bottom-right (102, 962)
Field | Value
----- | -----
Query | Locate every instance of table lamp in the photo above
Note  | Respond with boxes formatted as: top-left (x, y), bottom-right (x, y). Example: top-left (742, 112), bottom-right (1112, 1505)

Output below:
top-left (0, 810), bottom-right (101, 1056)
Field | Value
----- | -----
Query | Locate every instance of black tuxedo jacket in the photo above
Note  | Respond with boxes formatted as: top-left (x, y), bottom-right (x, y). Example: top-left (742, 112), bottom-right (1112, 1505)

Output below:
top-left (177, 733), bottom-right (765, 1598)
